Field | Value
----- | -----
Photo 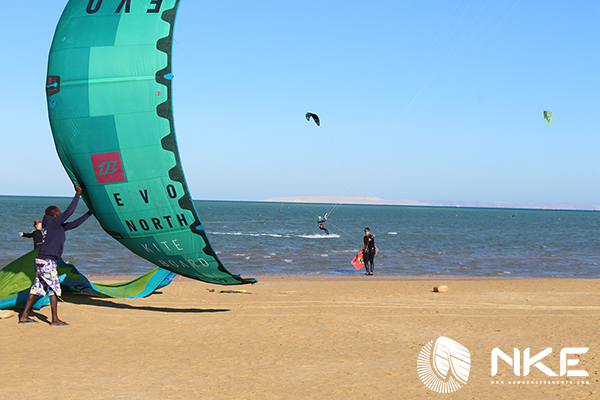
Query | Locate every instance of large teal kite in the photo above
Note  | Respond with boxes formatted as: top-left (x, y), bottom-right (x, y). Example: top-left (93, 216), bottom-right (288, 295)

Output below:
top-left (46, 0), bottom-right (255, 285)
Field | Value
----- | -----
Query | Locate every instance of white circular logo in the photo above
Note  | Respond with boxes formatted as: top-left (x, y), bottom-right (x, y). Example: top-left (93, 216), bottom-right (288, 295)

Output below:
top-left (417, 336), bottom-right (471, 393)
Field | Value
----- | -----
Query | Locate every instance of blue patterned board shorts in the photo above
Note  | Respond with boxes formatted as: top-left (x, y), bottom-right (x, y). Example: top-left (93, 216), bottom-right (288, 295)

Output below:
top-left (30, 259), bottom-right (61, 297)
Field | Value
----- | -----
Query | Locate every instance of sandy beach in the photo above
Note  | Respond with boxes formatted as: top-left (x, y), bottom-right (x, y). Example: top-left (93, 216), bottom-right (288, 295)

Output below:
top-left (1, 276), bottom-right (598, 399)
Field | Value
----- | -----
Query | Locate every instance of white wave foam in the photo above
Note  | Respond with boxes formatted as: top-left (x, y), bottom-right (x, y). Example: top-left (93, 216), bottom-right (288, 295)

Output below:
top-left (296, 234), bottom-right (341, 239)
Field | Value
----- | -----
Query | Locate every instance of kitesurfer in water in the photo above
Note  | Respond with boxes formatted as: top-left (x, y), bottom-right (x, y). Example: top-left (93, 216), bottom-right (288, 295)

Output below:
top-left (19, 183), bottom-right (93, 327)
top-left (363, 227), bottom-right (376, 275)
top-left (19, 220), bottom-right (45, 249)
top-left (317, 214), bottom-right (329, 235)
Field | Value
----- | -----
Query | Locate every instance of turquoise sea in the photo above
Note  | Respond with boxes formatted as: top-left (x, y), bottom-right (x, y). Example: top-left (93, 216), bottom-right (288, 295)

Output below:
top-left (1, 196), bottom-right (598, 278)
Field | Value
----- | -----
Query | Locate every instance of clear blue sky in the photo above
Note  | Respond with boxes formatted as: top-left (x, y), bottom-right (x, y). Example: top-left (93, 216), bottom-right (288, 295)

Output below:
top-left (2, 1), bottom-right (599, 205)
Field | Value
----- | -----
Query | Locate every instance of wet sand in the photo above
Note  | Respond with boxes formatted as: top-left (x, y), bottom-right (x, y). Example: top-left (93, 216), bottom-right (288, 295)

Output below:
top-left (1, 276), bottom-right (598, 399)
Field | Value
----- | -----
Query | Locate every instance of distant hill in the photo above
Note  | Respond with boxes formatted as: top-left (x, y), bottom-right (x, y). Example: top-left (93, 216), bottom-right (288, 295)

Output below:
top-left (261, 196), bottom-right (600, 211)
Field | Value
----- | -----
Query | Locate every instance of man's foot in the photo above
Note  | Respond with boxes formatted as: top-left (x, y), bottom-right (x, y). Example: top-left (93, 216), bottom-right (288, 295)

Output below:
top-left (50, 321), bottom-right (70, 327)
top-left (18, 318), bottom-right (39, 324)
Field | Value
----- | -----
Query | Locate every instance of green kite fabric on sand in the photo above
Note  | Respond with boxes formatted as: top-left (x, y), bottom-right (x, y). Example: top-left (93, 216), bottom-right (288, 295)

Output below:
top-left (0, 250), bottom-right (176, 310)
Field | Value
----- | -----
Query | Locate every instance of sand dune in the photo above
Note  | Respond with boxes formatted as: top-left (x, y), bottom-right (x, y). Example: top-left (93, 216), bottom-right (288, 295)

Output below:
top-left (262, 196), bottom-right (600, 210)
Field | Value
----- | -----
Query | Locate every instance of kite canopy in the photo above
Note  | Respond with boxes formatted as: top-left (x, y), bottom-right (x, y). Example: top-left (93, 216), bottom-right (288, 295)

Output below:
top-left (305, 112), bottom-right (320, 126)
top-left (544, 111), bottom-right (552, 124)
top-left (46, 0), bottom-right (255, 285)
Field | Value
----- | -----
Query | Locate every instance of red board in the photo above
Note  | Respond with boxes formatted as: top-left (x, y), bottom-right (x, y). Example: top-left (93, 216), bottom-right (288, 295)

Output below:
top-left (351, 250), bottom-right (365, 270)
top-left (351, 247), bottom-right (379, 270)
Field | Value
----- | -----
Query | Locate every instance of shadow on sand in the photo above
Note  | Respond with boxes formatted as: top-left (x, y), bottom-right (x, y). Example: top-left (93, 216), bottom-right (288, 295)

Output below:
top-left (59, 292), bottom-right (231, 314)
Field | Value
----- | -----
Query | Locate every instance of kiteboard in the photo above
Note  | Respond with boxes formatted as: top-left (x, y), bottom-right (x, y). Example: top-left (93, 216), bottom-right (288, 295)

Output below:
top-left (351, 247), bottom-right (379, 270)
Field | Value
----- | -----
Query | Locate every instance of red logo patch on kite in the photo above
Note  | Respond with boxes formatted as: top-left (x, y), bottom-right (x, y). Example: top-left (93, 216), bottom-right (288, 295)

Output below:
top-left (91, 151), bottom-right (126, 184)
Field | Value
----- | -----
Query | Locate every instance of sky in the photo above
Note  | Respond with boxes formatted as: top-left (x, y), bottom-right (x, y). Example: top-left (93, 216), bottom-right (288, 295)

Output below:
top-left (1, 1), bottom-right (598, 205)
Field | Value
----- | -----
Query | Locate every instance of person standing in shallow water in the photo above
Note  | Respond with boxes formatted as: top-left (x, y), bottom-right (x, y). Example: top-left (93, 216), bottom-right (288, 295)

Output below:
top-left (363, 227), bottom-right (376, 275)
top-left (19, 182), bottom-right (93, 327)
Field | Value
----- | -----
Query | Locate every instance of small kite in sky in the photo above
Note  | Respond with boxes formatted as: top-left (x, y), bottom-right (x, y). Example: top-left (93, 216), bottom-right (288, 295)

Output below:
top-left (305, 112), bottom-right (320, 126)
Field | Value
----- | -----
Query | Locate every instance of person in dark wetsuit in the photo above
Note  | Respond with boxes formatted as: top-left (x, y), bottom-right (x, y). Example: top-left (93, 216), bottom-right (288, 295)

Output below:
top-left (317, 214), bottom-right (329, 235)
top-left (19, 220), bottom-right (46, 249)
top-left (363, 227), bottom-right (376, 275)
top-left (19, 183), bottom-right (93, 327)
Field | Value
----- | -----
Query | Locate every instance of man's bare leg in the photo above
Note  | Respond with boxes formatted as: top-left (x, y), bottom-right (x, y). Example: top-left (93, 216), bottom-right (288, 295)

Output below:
top-left (19, 293), bottom-right (37, 323)
top-left (49, 295), bottom-right (67, 326)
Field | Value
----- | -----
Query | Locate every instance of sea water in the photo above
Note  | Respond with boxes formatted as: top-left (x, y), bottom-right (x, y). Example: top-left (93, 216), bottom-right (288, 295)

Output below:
top-left (1, 196), bottom-right (598, 278)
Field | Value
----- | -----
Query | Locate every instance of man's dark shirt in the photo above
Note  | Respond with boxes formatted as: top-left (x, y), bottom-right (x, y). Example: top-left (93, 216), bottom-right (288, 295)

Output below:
top-left (37, 193), bottom-right (91, 261)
